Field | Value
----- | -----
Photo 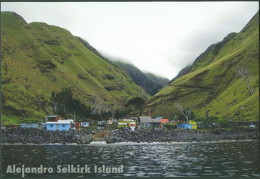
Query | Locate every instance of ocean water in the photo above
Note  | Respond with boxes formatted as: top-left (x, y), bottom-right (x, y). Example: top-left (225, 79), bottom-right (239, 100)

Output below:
top-left (2, 140), bottom-right (259, 178)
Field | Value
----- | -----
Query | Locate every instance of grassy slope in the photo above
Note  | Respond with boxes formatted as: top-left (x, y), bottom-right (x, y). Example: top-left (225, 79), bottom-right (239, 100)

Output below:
top-left (1, 12), bottom-right (144, 124)
top-left (146, 12), bottom-right (259, 121)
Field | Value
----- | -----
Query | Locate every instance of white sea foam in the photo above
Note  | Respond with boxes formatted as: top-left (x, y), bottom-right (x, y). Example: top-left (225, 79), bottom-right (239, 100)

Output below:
top-left (89, 141), bottom-right (107, 145)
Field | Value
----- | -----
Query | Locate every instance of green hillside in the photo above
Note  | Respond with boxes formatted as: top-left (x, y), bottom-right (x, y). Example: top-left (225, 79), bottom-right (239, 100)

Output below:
top-left (146, 12), bottom-right (259, 121)
top-left (1, 12), bottom-right (144, 124)
top-left (75, 40), bottom-right (170, 96)
top-left (114, 61), bottom-right (169, 95)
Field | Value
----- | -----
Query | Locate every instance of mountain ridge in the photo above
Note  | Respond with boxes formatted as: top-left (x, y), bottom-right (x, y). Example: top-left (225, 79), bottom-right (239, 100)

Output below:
top-left (1, 11), bottom-right (145, 124)
top-left (77, 38), bottom-right (170, 96)
top-left (145, 11), bottom-right (259, 121)
top-left (113, 61), bottom-right (169, 95)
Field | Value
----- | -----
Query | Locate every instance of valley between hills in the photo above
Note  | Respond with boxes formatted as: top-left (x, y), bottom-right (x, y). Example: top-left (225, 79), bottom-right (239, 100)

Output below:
top-left (1, 11), bottom-right (259, 125)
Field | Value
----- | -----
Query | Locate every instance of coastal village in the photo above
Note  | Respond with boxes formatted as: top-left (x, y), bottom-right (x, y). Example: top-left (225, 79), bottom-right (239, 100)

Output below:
top-left (3, 113), bottom-right (257, 131)
top-left (2, 114), bottom-right (199, 132)
top-left (2, 113), bottom-right (258, 144)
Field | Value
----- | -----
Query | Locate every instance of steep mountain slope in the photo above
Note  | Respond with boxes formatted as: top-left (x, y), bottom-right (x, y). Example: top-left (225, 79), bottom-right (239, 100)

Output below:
top-left (169, 33), bottom-right (237, 83)
top-left (191, 32), bottom-right (237, 72)
top-left (170, 32), bottom-right (237, 83)
top-left (76, 39), bottom-right (169, 95)
top-left (114, 61), bottom-right (169, 95)
top-left (146, 12), bottom-right (259, 121)
top-left (1, 12), bottom-right (144, 123)
top-left (169, 65), bottom-right (192, 83)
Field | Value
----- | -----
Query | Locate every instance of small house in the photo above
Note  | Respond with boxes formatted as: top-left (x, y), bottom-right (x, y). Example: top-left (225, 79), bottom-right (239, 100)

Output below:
top-left (5, 125), bottom-right (20, 129)
top-left (149, 118), bottom-right (170, 128)
top-left (97, 120), bottom-right (106, 130)
top-left (139, 116), bottom-right (153, 128)
top-left (75, 122), bottom-right (81, 129)
top-left (151, 118), bottom-right (161, 128)
top-left (45, 115), bottom-right (65, 122)
top-left (20, 123), bottom-right (40, 128)
top-left (97, 121), bottom-right (106, 125)
top-left (177, 123), bottom-right (192, 129)
top-left (160, 119), bottom-right (169, 128)
top-left (188, 120), bottom-right (197, 129)
top-left (46, 120), bottom-right (72, 131)
top-left (129, 121), bottom-right (136, 131)
top-left (107, 118), bottom-right (115, 125)
top-left (249, 123), bottom-right (256, 128)
top-left (117, 119), bottom-right (137, 128)
top-left (81, 122), bottom-right (89, 128)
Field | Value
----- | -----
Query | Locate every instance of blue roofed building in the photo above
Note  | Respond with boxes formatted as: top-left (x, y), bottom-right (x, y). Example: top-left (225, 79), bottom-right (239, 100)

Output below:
top-left (46, 120), bottom-right (72, 131)
top-left (177, 123), bottom-right (192, 129)
top-left (20, 123), bottom-right (40, 128)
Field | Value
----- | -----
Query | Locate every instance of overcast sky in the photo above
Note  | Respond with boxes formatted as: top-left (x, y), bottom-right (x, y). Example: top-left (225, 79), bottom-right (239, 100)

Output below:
top-left (1, 2), bottom-right (259, 79)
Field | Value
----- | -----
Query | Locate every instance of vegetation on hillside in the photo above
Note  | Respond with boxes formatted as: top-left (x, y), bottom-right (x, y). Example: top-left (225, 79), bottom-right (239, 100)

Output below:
top-left (169, 65), bottom-right (192, 83)
top-left (78, 40), bottom-right (170, 96)
top-left (114, 61), bottom-right (169, 95)
top-left (1, 12), bottom-right (145, 124)
top-left (1, 11), bottom-right (258, 125)
top-left (146, 11), bottom-right (259, 121)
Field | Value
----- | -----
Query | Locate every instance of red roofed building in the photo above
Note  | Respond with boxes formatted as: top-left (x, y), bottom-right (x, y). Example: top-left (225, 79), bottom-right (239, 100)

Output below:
top-left (160, 119), bottom-right (169, 128)
top-left (75, 122), bottom-right (81, 129)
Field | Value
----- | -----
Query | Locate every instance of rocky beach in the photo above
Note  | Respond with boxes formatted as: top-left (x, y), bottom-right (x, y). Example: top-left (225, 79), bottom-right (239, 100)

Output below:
top-left (106, 128), bottom-right (259, 143)
top-left (1, 128), bottom-right (92, 144)
top-left (1, 128), bottom-right (259, 144)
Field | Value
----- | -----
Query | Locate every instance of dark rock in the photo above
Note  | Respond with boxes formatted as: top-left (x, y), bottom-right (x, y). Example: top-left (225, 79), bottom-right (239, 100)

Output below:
top-left (2, 128), bottom-right (92, 144)
top-left (105, 128), bottom-right (259, 143)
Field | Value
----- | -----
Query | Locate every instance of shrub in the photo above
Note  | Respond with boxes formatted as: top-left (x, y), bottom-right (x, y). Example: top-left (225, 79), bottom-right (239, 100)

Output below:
top-left (164, 123), bottom-right (177, 130)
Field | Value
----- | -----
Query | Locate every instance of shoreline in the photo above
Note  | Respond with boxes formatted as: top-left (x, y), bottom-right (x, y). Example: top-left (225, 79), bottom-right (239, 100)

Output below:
top-left (2, 128), bottom-right (259, 145)
top-left (1, 128), bottom-right (92, 144)
top-left (105, 128), bottom-right (259, 143)
top-left (1, 139), bottom-right (259, 145)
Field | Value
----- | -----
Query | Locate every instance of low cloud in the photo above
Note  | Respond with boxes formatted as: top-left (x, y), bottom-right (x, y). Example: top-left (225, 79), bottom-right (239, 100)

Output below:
top-left (1, 2), bottom-right (259, 79)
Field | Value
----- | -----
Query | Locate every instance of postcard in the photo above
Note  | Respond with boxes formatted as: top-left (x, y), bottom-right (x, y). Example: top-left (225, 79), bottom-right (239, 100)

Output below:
top-left (1, 1), bottom-right (259, 178)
